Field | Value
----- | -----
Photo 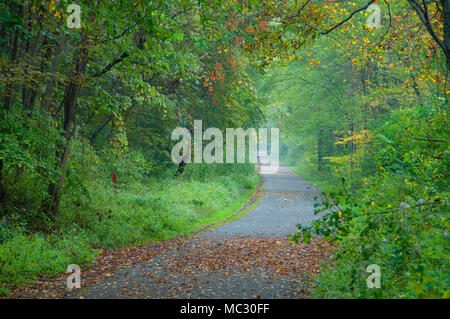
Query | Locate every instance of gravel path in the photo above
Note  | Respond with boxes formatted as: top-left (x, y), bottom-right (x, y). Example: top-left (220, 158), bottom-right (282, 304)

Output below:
top-left (65, 161), bottom-right (328, 299)
top-left (200, 165), bottom-right (323, 238)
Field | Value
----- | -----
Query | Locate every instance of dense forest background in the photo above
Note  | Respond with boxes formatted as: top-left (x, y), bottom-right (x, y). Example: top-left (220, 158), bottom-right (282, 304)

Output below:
top-left (0, 0), bottom-right (448, 298)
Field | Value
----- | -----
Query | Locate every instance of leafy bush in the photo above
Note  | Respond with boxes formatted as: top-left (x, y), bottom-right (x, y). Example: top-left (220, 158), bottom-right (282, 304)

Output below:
top-left (292, 103), bottom-right (449, 298)
top-left (0, 107), bottom-right (62, 231)
top-left (0, 231), bottom-right (98, 296)
top-left (0, 141), bottom-right (259, 295)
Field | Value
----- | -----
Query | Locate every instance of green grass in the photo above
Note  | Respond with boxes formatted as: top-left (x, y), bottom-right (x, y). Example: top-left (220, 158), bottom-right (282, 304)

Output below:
top-left (187, 182), bottom-right (261, 235)
top-left (283, 161), bottom-right (336, 191)
top-left (191, 180), bottom-right (264, 236)
top-left (0, 163), bottom-right (260, 296)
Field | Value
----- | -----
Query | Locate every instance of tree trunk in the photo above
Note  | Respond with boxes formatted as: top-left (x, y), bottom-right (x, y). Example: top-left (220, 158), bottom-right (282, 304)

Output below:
top-left (42, 36), bottom-right (65, 112)
top-left (442, 0), bottom-right (450, 71)
top-left (42, 43), bottom-right (88, 218)
top-left (89, 115), bottom-right (114, 144)
top-left (2, 2), bottom-right (22, 112)
top-left (317, 129), bottom-right (324, 171)
top-left (0, 158), bottom-right (5, 215)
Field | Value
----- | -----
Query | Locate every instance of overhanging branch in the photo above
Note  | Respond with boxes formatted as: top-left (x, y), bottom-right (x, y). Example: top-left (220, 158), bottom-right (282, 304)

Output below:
top-left (92, 52), bottom-right (130, 78)
top-left (319, 0), bottom-right (376, 35)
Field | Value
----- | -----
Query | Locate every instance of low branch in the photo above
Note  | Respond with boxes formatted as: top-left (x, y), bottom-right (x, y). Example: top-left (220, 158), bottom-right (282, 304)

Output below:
top-left (375, 0), bottom-right (392, 47)
top-left (369, 201), bottom-right (443, 216)
top-left (412, 137), bottom-right (447, 142)
top-left (92, 52), bottom-right (130, 78)
top-left (319, 0), bottom-right (375, 35)
top-left (286, 0), bottom-right (312, 20)
top-left (406, 0), bottom-right (446, 53)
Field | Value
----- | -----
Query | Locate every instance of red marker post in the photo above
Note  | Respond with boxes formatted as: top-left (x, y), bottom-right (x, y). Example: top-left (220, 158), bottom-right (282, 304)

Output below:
top-left (112, 170), bottom-right (118, 194)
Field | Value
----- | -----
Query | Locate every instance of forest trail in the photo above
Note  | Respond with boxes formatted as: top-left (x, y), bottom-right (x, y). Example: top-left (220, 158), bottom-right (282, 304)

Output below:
top-left (65, 159), bottom-right (329, 299)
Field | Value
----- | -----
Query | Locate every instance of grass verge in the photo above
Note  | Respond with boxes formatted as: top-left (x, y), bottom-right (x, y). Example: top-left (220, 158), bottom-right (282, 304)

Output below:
top-left (0, 164), bottom-right (260, 296)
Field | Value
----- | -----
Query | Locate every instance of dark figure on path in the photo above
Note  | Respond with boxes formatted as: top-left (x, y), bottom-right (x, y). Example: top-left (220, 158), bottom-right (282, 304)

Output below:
top-left (175, 160), bottom-right (186, 176)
